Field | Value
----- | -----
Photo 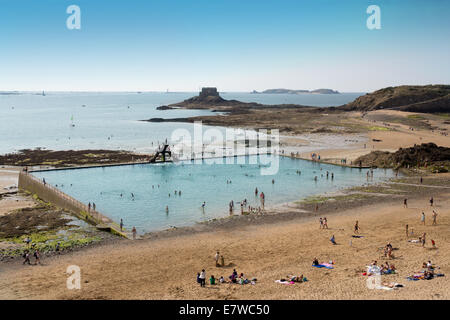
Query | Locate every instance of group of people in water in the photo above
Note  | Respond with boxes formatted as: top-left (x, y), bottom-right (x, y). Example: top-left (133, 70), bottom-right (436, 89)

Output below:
top-left (228, 187), bottom-right (266, 215)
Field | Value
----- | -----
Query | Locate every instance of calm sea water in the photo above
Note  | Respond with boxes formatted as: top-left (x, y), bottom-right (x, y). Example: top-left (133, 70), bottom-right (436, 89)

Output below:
top-left (33, 156), bottom-right (394, 233)
top-left (0, 92), bottom-right (363, 155)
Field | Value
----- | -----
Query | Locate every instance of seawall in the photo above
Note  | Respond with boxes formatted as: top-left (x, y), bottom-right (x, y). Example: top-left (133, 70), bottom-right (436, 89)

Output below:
top-left (18, 171), bottom-right (127, 237)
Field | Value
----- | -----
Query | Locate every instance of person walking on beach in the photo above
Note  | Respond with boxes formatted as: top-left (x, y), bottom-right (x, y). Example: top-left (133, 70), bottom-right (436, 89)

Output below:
top-left (354, 221), bottom-right (360, 234)
top-left (88, 202), bottom-right (91, 212)
top-left (199, 269), bottom-right (206, 287)
top-left (319, 217), bottom-right (323, 229)
top-left (132, 227), bottom-right (137, 240)
top-left (23, 251), bottom-right (31, 265)
top-left (429, 197), bottom-right (434, 207)
top-left (34, 249), bottom-right (41, 265)
top-left (43, 178), bottom-right (46, 186)
top-left (432, 210), bottom-right (437, 225)
top-left (406, 224), bottom-right (409, 238)
top-left (421, 233), bottom-right (426, 247)
top-left (421, 212), bottom-right (425, 225)
top-left (120, 218), bottom-right (123, 231)
top-left (403, 198), bottom-right (408, 208)
top-left (215, 251), bottom-right (220, 267)
top-left (323, 217), bottom-right (328, 229)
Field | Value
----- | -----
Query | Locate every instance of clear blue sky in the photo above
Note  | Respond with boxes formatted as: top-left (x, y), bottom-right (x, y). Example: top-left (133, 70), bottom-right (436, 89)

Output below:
top-left (0, 0), bottom-right (449, 92)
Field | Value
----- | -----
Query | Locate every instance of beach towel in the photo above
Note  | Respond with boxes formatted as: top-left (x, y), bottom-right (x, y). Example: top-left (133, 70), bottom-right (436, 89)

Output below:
top-left (275, 280), bottom-right (294, 285)
top-left (352, 235), bottom-right (364, 238)
top-left (312, 263), bottom-right (334, 269)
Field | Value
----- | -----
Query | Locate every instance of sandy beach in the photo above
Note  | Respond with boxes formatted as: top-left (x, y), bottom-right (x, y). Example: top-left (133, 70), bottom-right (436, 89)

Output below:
top-left (0, 178), bottom-right (448, 300)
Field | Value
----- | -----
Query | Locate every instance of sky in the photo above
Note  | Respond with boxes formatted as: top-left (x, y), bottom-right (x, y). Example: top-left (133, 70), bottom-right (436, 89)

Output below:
top-left (0, 0), bottom-right (449, 92)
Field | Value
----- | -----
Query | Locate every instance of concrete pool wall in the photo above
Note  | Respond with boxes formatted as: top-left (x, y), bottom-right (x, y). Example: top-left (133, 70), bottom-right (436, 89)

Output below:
top-left (18, 171), bottom-right (127, 237)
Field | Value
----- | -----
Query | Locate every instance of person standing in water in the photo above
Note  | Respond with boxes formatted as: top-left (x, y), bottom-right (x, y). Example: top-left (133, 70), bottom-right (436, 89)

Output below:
top-left (255, 187), bottom-right (258, 196)
top-left (132, 227), bottom-right (137, 240)
top-left (260, 192), bottom-right (265, 208)
top-left (120, 218), bottom-right (123, 231)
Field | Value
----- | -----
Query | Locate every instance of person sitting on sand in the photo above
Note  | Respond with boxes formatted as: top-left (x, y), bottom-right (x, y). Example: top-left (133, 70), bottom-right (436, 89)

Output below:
top-left (210, 275), bottom-right (216, 285)
top-left (219, 276), bottom-right (225, 283)
top-left (229, 269), bottom-right (238, 283)
top-left (287, 274), bottom-right (304, 283)
top-left (330, 235), bottom-right (337, 245)
top-left (431, 239), bottom-right (436, 248)
top-left (313, 258), bottom-right (319, 266)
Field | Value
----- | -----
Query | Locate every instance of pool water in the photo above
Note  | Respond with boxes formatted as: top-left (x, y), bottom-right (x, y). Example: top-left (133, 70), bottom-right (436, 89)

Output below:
top-left (33, 156), bottom-right (394, 233)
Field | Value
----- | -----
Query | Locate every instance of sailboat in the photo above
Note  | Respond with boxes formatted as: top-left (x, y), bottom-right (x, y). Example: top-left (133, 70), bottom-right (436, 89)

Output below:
top-left (70, 115), bottom-right (75, 127)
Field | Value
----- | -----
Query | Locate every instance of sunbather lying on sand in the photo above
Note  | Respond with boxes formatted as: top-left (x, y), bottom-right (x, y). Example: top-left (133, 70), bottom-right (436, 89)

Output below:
top-left (286, 274), bottom-right (306, 283)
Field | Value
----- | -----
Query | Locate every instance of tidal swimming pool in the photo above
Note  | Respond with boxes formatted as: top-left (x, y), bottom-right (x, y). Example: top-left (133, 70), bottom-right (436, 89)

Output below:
top-left (33, 156), bottom-right (395, 233)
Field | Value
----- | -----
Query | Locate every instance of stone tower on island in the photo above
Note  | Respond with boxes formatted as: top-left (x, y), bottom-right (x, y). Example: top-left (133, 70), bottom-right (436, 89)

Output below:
top-left (199, 87), bottom-right (219, 98)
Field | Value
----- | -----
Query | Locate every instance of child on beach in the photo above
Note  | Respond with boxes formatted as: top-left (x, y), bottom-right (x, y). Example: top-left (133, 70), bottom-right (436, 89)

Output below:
top-left (421, 212), bottom-right (425, 225)
top-left (354, 221), bottom-right (360, 234)
top-left (330, 235), bottom-right (337, 245)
